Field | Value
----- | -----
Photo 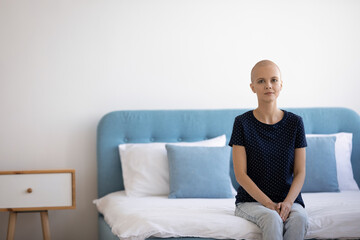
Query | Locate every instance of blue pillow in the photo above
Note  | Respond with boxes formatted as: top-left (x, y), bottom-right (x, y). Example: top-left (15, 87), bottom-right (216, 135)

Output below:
top-left (302, 136), bottom-right (339, 192)
top-left (165, 145), bottom-right (233, 198)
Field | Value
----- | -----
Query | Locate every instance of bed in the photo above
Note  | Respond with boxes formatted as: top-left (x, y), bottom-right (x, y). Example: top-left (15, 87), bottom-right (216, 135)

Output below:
top-left (94, 108), bottom-right (360, 240)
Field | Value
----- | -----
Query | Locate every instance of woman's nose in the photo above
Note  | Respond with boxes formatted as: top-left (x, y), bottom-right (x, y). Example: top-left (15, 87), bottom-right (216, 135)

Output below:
top-left (265, 82), bottom-right (272, 89)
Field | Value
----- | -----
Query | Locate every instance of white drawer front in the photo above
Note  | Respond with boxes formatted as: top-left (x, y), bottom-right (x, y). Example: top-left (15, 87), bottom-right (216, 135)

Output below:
top-left (0, 173), bottom-right (72, 208)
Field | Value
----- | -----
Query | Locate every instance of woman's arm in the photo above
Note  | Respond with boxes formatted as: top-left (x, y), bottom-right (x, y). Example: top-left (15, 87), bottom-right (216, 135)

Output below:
top-left (233, 145), bottom-right (278, 210)
top-left (278, 147), bottom-right (306, 221)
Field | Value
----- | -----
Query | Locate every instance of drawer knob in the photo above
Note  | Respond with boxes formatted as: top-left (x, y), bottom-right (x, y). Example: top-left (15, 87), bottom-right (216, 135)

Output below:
top-left (27, 188), bottom-right (33, 193)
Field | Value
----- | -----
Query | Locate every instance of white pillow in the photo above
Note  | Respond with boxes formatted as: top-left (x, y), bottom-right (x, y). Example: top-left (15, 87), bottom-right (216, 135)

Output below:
top-left (119, 135), bottom-right (234, 197)
top-left (306, 133), bottom-right (359, 191)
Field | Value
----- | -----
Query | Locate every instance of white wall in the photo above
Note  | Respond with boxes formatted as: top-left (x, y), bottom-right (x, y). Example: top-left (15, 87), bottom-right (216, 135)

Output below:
top-left (0, 0), bottom-right (359, 239)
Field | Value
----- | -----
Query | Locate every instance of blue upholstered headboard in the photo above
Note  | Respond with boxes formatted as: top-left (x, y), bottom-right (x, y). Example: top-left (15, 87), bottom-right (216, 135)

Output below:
top-left (97, 108), bottom-right (360, 198)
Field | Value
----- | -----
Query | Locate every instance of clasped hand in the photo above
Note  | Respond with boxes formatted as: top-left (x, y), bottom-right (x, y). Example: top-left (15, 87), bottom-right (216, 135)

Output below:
top-left (276, 202), bottom-right (292, 221)
top-left (267, 201), bottom-right (292, 222)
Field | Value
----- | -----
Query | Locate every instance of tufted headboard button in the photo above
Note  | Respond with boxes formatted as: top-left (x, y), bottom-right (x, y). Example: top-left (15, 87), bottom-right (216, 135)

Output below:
top-left (177, 137), bottom-right (182, 142)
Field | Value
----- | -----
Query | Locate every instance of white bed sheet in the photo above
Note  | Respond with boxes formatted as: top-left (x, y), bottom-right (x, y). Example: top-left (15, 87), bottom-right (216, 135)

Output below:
top-left (94, 191), bottom-right (360, 240)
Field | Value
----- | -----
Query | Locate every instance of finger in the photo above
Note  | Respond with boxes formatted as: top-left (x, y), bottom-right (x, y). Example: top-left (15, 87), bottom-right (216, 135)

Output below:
top-left (276, 203), bottom-right (281, 213)
top-left (275, 208), bottom-right (280, 215)
top-left (280, 206), bottom-right (288, 220)
top-left (280, 210), bottom-right (285, 220)
top-left (281, 211), bottom-right (287, 221)
top-left (283, 211), bottom-right (290, 222)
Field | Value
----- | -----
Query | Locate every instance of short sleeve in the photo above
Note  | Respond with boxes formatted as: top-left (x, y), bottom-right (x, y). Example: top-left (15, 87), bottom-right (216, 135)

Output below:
top-left (295, 117), bottom-right (307, 148)
top-left (228, 117), bottom-right (245, 147)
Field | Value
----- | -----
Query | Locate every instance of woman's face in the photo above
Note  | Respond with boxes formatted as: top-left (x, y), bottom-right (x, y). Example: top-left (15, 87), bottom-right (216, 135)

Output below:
top-left (250, 64), bottom-right (282, 104)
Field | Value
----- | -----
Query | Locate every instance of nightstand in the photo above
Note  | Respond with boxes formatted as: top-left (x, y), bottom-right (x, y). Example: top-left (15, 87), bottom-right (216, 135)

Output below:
top-left (0, 170), bottom-right (76, 240)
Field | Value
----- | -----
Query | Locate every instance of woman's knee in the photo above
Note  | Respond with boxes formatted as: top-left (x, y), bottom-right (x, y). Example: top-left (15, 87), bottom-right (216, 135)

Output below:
top-left (288, 207), bottom-right (308, 228)
top-left (257, 211), bottom-right (283, 239)
top-left (258, 210), bottom-right (283, 228)
top-left (284, 207), bottom-right (308, 240)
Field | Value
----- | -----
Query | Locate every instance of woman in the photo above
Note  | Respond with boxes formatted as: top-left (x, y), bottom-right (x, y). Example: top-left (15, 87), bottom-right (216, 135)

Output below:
top-left (229, 60), bottom-right (308, 240)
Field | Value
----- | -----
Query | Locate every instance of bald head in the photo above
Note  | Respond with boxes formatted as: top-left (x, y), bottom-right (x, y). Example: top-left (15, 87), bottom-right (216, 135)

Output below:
top-left (251, 60), bottom-right (281, 82)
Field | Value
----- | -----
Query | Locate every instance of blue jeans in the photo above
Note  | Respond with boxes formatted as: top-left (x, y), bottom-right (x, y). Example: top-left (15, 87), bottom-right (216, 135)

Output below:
top-left (235, 202), bottom-right (308, 240)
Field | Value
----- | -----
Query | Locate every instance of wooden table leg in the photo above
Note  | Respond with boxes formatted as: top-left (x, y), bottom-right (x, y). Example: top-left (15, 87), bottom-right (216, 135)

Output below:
top-left (7, 211), bottom-right (17, 240)
top-left (40, 211), bottom-right (51, 240)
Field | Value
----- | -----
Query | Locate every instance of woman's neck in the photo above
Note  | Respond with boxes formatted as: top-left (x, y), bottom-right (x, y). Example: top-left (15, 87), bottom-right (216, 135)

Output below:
top-left (254, 104), bottom-right (283, 125)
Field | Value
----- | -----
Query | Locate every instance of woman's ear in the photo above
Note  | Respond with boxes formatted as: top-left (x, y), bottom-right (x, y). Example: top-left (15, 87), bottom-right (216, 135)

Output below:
top-left (250, 82), bottom-right (256, 93)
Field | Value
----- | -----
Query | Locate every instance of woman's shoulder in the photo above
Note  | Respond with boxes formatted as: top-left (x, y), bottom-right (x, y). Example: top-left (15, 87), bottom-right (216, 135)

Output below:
top-left (284, 110), bottom-right (304, 123)
top-left (235, 110), bottom-right (253, 122)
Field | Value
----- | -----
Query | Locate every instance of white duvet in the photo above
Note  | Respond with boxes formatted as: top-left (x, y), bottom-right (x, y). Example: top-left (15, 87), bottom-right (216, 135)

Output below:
top-left (94, 191), bottom-right (360, 240)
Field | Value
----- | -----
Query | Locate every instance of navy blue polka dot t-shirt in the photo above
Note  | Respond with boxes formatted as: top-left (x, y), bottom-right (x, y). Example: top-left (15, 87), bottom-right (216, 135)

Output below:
top-left (229, 110), bottom-right (307, 208)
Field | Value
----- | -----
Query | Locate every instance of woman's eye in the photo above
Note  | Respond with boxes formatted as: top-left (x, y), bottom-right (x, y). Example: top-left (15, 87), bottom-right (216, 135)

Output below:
top-left (272, 79), bottom-right (278, 82)
top-left (258, 80), bottom-right (264, 83)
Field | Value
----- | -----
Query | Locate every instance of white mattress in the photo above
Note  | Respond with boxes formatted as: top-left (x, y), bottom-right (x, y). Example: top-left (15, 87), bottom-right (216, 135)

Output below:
top-left (94, 191), bottom-right (360, 240)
